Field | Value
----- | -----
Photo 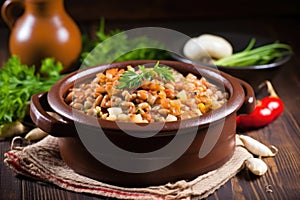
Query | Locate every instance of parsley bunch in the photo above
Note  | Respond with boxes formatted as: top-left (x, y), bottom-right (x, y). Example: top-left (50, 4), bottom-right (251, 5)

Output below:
top-left (0, 55), bottom-right (63, 125)
top-left (81, 19), bottom-right (171, 67)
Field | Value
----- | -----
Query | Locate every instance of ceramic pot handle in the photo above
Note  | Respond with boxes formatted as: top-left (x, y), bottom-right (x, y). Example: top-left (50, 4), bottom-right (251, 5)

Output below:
top-left (1, 0), bottom-right (24, 28)
top-left (30, 92), bottom-right (75, 137)
top-left (236, 78), bottom-right (256, 115)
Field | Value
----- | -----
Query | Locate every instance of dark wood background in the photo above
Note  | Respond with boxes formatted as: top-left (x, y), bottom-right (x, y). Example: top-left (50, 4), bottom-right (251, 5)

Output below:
top-left (64, 0), bottom-right (300, 20)
top-left (1, 0), bottom-right (300, 29)
top-left (1, 1), bottom-right (300, 200)
top-left (1, 0), bottom-right (300, 62)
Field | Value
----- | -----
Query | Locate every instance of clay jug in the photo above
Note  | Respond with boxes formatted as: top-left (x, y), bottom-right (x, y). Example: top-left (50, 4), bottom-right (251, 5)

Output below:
top-left (1, 0), bottom-right (82, 73)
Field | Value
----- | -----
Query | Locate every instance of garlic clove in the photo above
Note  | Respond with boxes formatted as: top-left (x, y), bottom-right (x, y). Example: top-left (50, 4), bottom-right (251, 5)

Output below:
top-left (238, 135), bottom-right (278, 157)
top-left (0, 121), bottom-right (29, 138)
top-left (235, 135), bottom-right (245, 147)
top-left (25, 127), bottom-right (48, 141)
top-left (245, 157), bottom-right (268, 176)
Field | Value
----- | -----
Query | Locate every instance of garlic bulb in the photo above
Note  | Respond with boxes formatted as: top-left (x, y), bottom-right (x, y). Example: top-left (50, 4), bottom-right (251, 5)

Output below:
top-left (183, 38), bottom-right (208, 60)
top-left (183, 34), bottom-right (233, 61)
top-left (196, 34), bottom-right (233, 59)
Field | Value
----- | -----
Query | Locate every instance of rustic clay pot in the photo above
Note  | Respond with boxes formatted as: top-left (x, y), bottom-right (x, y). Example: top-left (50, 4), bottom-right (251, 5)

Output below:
top-left (30, 60), bottom-right (255, 187)
top-left (1, 0), bottom-right (82, 73)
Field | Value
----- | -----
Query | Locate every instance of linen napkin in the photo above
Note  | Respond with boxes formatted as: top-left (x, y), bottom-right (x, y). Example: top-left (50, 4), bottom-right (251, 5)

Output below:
top-left (4, 135), bottom-right (252, 200)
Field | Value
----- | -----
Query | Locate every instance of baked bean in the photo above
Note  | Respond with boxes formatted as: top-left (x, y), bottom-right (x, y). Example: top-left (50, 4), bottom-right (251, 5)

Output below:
top-left (65, 65), bottom-right (228, 123)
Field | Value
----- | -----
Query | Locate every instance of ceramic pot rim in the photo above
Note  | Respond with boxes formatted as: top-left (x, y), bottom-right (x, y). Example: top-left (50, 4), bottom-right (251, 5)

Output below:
top-left (47, 60), bottom-right (248, 132)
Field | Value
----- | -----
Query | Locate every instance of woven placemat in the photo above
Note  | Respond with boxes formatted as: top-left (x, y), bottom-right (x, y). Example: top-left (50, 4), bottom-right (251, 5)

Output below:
top-left (4, 135), bottom-right (252, 200)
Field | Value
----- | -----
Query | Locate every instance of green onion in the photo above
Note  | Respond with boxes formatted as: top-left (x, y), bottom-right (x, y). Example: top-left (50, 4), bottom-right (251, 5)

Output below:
top-left (214, 38), bottom-right (293, 67)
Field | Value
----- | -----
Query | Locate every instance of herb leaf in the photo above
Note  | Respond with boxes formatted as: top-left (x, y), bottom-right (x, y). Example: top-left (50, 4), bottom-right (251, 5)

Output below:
top-left (81, 19), bottom-right (171, 67)
top-left (139, 65), bottom-right (154, 80)
top-left (117, 69), bottom-right (143, 89)
top-left (40, 57), bottom-right (63, 77)
top-left (117, 62), bottom-right (174, 89)
top-left (153, 62), bottom-right (175, 82)
top-left (0, 56), bottom-right (63, 125)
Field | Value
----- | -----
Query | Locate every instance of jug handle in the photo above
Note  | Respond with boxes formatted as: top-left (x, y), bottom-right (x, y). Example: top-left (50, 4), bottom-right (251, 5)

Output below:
top-left (1, 0), bottom-right (25, 28)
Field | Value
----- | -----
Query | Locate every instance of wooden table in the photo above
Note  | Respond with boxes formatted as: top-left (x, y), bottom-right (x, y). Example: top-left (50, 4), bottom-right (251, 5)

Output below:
top-left (1, 17), bottom-right (299, 199)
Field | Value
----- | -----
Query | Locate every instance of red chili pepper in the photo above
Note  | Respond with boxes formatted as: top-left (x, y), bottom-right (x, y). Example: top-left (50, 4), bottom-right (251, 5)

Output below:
top-left (236, 81), bottom-right (284, 130)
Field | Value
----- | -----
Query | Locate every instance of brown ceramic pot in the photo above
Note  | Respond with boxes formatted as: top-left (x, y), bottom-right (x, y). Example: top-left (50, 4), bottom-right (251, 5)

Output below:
top-left (1, 0), bottom-right (82, 73)
top-left (30, 60), bottom-right (255, 187)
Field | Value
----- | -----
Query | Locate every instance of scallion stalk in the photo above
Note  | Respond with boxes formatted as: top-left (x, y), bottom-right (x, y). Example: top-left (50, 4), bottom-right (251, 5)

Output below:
top-left (214, 38), bottom-right (293, 67)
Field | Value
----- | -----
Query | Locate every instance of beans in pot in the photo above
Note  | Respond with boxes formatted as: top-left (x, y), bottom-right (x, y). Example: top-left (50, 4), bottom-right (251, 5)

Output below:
top-left (65, 64), bottom-right (229, 123)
